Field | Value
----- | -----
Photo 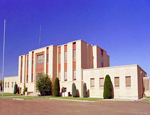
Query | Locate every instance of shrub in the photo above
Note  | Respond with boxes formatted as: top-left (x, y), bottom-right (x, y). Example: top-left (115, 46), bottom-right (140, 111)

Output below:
top-left (36, 74), bottom-right (52, 96)
top-left (83, 83), bottom-right (87, 97)
top-left (54, 77), bottom-right (60, 96)
top-left (23, 86), bottom-right (28, 95)
top-left (72, 83), bottom-right (77, 97)
top-left (13, 84), bottom-right (18, 94)
top-left (103, 74), bottom-right (112, 99)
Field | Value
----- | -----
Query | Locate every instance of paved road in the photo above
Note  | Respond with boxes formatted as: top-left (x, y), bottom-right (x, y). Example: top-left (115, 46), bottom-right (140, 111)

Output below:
top-left (0, 99), bottom-right (149, 115)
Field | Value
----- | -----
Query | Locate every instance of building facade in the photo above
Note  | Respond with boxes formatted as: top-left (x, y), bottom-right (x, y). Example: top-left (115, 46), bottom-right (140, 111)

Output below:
top-left (4, 40), bottom-right (150, 99)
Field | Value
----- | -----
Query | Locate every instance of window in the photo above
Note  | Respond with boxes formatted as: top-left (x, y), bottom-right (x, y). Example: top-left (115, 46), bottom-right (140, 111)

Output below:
top-left (114, 77), bottom-right (119, 87)
top-left (20, 76), bottom-right (22, 83)
top-left (26, 75), bottom-right (28, 83)
top-left (99, 78), bottom-right (104, 87)
top-left (32, 57), bottom-right (34, 65)
top-left (21, 61), bottom-right (23, 69)
top-left (73, 70), bottom-right (76, 80)
top-left (73, 49), bottom-right (76, 61)
top-left (31, 74), bottom-right (33, 82)
top-left (64, 51), bottom-right (67, 62)
top-left (90, 78), bottom-right (95, 87)
top-left (58, 72), bottom-right (61, 81)
top-left (5, 82), bottom-right (7, 88)
top-left (12, 82), bottom-right (13, 88)
top-left (37, 73), bottom-right (43, 81)
top-left (27, 60), bottom-right (29, 68)
top-left (15, 82), bottom-right (16, 84)
top-left (58, 52), bottom-right (61, 63)
top-left (47, 53), bottom-right (49, 63)
top-left (37, 54), bottom-right (44, 65)
top-left (64, 71), bottom-right (67, 81)
top-left (126, 76), bottom-right (131, 87)
top-left (8, 82), bottom-right (9, 88)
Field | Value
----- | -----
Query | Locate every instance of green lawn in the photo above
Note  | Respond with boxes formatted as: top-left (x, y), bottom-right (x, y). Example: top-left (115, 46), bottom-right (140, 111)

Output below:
top-left (143, 97), bottom-right (150, 102)
top-left (0, 92), bottom-right (20, 97)
top-left (0, 93), bottom-right (102, 101)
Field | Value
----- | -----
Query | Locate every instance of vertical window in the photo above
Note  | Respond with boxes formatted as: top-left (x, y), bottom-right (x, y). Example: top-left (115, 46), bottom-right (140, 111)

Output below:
top-left (37, 54), bottom-right (44, 65)
top-left (37, 73), bottom-right (43, 81)
top-left (32, 57), bottom-right (34, 65)
top-left (64, 51), bottom-right (67, 62)
top-left (90, 78), bottom-right (95, 87)
top-left (15, 82), bottom-right (16, 84)
top-left (31, 74), bottom-right (33, 82)
top-left (114, 77), bottom-right (119, 87)
top-left (58, 72), bottom-right (61, 81)
top-left (126, 76), bottom-right (131, 87)
top-left (20, 76), bottom-right (22, 83)
top-left (99, 78), bottom-right (104, 87)
top-left (73, 70), bottom-right (76, 80)
top-left (12, 82), bottom-right (13, 88)
top-left (47, 53), bottom-right (49, 63)
top-left (64, 71), bottom-right (67, 81)
top-left (27, 60), bottom-right (29, 68)
top-left (26, 75), bottom-right (28, 83)
top-left (8, 82), bottom-right (9, 88)
top-left (58, 52), bottom-right (61, 63)
top-left (73, 49), bottom-right (76, 61)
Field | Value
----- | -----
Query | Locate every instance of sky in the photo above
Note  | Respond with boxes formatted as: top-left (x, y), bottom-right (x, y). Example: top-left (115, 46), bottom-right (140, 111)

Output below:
top-left (0, 0), bottom-right (150, 79)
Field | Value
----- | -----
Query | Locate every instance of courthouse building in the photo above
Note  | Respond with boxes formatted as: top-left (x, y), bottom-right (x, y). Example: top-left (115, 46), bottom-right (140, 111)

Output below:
top-left (4, 40), bottom-right (150, 99)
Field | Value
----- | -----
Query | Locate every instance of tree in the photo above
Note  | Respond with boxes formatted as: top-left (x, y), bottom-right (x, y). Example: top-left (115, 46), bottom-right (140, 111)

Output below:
top-left (72, 83), bottom-right (77, 97)
top-left (23, 86), bottom-right (28, 95)
top-left (103, 74), bottom-right (112, 99)
top-left (13, 84), bottom-right (18, 94)
top-left (54, 77), bottom-right (60, 96)
top-left (83, 83), bottom-right (87, 97)
top-left (36, 74), bottom-right (52, 96)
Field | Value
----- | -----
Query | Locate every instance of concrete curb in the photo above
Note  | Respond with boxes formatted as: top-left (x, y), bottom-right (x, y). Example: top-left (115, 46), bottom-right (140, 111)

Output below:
top-left (13, 98), bottom-right (24, 101)
top-left (49, 98), bottom-right (95, 102)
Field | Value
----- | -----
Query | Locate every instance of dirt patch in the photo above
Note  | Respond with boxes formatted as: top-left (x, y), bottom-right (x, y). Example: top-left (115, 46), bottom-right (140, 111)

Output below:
top-left (0, 99), bottom-right (149, 115)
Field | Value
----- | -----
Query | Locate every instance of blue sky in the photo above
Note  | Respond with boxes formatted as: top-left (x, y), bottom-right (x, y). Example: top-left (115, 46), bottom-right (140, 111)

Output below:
top-left (0, 0), bottom-right (150, 79)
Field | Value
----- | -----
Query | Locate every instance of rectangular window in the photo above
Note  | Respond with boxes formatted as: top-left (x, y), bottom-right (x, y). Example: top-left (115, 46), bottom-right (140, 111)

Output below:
top-left (58, 72), bottom-right (61, 81)
top-left (64, 51), bottom-right (67, 62)
top-left (12, 82), bottom-right (13, 88)
top-left (90, 78), bottom-right (95, 87)
top-left (15, 82), bottom-right (16, 84)
top-left (47, 53), bottom-right (49, 63)
top-left (21, 61), bottom-right (23, 69)
top-left (73, 70), bottom-right (76, 80)
top-left (126, 76), bottom-right (131, 87)
top-left (5, 82), bottom-right (7, 88)
top-left (37, 73), bottom-right (43, 81)
top-left (20, 76), bottom-right (22, 83)
top-left (8, 82), bottom-right (9, 88)
top-left (31, 74), bottom-right (33, 82)
top-left (73, 49), bottom-right (76, 61)
top-left (32, 57), bottom-right (34, 65)
top-left (64, 71), bottom-right (67, 81)
top-left (58, 52), bottom-right (61, 63)
top-left (99, 78), bottom-right (104, 87)
top-left (114, 77), bottom-right (119, 87)
top-left (26, 75), bottom-right (28, 83)
top-left (27, 60), bottom-right (29, 68)
top-left (37, 54), bottom-right (44, 65)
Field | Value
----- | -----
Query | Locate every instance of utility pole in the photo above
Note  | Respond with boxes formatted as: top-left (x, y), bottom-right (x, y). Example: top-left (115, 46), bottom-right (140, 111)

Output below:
top-left (2, 19), bottom-right (6, 98)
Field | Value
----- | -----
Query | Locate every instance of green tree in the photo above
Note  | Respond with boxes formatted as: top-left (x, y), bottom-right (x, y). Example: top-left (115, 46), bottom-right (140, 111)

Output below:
top-left (23, 86), bottom-right (28, 95)
top-left (54, 77), bottom-right (60, 96)
top-left (83, 83), bottom-right (87, 97)
top-left (72, 83), bottom-right (77, 97)
top-left (13, 84), bottom-right (18, 94)
top-left (103, 74), bottom-right (112, 99)
top-left (36, 74), bottom-right (52, 96)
